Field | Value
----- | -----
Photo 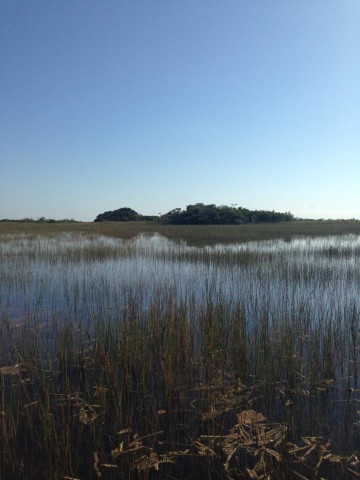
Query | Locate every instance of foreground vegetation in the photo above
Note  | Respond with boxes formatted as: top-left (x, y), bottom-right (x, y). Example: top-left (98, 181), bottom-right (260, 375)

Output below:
top-left (1, 229), bottom-right (360, 479)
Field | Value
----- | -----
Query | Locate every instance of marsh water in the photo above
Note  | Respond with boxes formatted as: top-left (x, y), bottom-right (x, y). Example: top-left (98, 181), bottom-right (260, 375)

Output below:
top-left (1, 232), bottom-right (360, 477)
top-left (1, 232), bottom-right (360, 324)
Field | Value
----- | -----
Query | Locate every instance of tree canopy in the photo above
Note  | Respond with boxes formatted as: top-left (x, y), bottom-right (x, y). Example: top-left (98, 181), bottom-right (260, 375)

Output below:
top-left (94, 207), bottom-right (155, 222)
top-left (94, 204), bottom-right (294, 224)
top-left (160, 203), bottom-right (294, 225)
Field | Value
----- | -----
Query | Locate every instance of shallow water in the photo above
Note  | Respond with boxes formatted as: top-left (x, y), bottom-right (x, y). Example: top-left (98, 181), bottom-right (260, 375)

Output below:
top-left (1, 232), bottom-right (360, 460)
top-left (1, 232), bottom-right (359, 328)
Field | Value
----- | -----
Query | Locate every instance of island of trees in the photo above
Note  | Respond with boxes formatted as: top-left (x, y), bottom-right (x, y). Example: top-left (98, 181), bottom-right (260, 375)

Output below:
top-left (94, 208), bottom-right (157, 223)
top-left (94, 204), bottom-right (294, 224)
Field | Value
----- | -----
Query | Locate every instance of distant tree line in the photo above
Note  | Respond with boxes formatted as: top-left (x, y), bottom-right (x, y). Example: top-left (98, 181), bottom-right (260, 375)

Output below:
top-left (94, 204), bottom-right (294, 224)
top-left (0, 217), bottom-right (78, 223)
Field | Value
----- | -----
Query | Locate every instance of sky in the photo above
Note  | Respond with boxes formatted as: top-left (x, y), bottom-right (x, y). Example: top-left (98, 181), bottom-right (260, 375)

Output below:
top-left (1, 1), bottom-right (359, 221)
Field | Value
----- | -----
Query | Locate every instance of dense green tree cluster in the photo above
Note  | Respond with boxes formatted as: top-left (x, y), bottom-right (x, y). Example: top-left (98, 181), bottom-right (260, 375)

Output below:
top-left (94, 207), bottom-right (156, 222)
top-left (94, 204), bottom-right (294, 224)
top-left (160, 203), bottom-right (294, 225)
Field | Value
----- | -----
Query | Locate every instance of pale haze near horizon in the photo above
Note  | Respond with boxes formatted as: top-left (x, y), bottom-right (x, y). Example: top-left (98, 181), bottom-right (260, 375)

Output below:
top-left (1, 1), bottom-right (359, 221)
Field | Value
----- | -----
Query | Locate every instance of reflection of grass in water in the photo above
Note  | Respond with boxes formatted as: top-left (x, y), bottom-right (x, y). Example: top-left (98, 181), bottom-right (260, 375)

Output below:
top-left (0, 232), bottom-right (360, 479)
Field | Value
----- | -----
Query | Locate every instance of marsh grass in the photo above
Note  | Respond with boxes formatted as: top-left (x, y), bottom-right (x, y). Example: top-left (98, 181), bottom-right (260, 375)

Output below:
top-left (1, 231), bottom-right (360, 479)
top-left (2, 219), bottom-right (360, 245)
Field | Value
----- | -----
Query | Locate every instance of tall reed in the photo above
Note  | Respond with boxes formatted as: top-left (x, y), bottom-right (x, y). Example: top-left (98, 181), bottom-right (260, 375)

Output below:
top-left (1, 232), bottom-right (360, 479)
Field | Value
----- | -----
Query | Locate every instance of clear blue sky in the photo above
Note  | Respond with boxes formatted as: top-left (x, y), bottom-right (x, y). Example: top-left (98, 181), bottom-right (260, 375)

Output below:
top-left (1, 1), bottom-right (359, 221)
